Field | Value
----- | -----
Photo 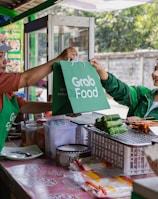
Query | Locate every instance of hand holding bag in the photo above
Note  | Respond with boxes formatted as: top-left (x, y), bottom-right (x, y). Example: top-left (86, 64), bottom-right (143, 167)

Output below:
top-left (52, 60), bottom-right (110, 115)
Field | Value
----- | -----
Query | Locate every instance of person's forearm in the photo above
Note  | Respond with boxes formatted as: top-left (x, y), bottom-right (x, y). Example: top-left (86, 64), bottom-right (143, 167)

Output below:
top-left (19, 58), bottom-right (59, 88)
top-left (90, 58), bottom-right (109, 80)
top-left (18, 47), bottom-right (77, 89)
top-left (20, 101), bottom-right (52, 114)
top-left (97, 68), bottom-right (109, 80)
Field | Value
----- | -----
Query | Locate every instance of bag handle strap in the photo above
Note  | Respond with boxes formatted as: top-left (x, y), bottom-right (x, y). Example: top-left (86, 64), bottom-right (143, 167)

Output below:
top-left (68, 55), bottom-right (79, 62)
top-left (69, 56), bottom-right (85, 66)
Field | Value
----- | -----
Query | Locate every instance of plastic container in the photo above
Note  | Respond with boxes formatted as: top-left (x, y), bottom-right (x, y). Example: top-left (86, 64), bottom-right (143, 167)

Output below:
top-left (86, 127), bottom-right (154, 176)
top-left (21, 120), bottom-right (35, 146)
top-left (25, 123), bottom-right (45, 151)
top-left (56, 144), bottom-right (91, 167)
top-left (25, 123), bottom-right (38, 146)
top-left (36, 125), bottom-right (45, 151)
top-left (44, 119), bottom-right (77, 159)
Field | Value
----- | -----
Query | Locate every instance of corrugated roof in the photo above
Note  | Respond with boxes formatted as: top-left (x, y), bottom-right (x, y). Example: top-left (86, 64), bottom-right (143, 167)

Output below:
top-left (0, 0), bottom-right (46, 13)
top-left (14, 0), bottom-right (46, 14)
top-left (0, 0), bottom-right (57, 27)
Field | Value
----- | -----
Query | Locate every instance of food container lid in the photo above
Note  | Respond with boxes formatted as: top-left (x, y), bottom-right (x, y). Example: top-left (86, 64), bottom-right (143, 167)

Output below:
top-left (36, 118), bottom-right (47, 125)
top-left (57, 144), bottom-right (90, 153)
top-left (26, 123), bottom-right (43, 130)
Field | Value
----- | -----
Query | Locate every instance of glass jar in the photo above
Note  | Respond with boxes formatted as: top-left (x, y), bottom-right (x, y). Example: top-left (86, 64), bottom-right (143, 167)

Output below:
top-left (25, 123), bottom-right (45, 151)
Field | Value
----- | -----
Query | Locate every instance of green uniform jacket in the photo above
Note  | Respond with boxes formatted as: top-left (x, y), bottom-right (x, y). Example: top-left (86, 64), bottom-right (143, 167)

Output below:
top-left (101, 73), bottom-right (158, 119)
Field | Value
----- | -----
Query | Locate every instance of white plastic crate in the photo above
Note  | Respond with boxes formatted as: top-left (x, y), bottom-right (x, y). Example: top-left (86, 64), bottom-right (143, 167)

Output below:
top-left (87, 127), bottom-right (155, 176)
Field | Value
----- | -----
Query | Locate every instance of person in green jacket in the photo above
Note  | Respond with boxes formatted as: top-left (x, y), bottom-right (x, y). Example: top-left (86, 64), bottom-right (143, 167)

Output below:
top-left (90, 58), bottom-right (158, 122)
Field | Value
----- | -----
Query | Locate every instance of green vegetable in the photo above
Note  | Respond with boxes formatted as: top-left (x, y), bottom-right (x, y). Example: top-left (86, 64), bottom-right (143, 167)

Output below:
top-left (108, 125), bottom-right (128, 135)
top-left (95, 118), bottom-right (103, 130)
top-left (101, 114), bottom-right (120, 121)
top-left (106, 119), bottom-right (123, 129)
top-left (95, 114), bottom-right (124, 133)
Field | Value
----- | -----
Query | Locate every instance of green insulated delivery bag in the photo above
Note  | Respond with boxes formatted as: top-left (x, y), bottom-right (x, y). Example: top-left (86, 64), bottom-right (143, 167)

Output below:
top-left (52, 60), bottom-right (110, 115)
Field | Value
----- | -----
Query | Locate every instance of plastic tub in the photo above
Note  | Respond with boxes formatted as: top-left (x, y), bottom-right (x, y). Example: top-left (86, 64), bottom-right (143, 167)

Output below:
top-left (44, 119), bottom-right (77, 159)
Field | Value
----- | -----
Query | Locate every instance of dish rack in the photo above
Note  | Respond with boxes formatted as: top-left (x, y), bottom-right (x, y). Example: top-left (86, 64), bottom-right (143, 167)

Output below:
top-left (86, 126), bottom-right (158, 176)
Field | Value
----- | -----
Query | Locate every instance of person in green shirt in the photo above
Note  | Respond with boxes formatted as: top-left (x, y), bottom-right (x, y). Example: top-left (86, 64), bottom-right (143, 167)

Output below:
top-left (90, 58), bottom-right (158, 122)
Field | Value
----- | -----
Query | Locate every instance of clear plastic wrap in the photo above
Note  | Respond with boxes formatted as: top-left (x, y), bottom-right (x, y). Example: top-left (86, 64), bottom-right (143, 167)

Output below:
top-left (66, 156), bottom-right (132, 198)
top-left (63, 170), bottom-right (132, 198)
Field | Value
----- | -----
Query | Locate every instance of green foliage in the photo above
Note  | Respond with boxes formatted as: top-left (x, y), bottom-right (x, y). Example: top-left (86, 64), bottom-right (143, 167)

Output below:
top-left (79, 2), bottom-right (158, 52)
top-left (49, 3), bottom-right (158, 52)
top-left (94, 5), bottom-right (147, 52)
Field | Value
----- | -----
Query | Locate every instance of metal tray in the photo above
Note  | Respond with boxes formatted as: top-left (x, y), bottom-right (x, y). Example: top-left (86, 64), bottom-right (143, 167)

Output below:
top-left (85, 125), bottom-right (158, 146)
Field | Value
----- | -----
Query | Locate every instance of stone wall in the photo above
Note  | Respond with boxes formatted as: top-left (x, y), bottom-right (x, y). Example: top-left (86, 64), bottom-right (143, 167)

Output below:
top-left (94, 50), bottom-right (158, 89)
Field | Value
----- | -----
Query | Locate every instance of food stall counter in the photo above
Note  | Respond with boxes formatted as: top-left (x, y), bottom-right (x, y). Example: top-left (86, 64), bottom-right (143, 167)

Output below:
top-left (0, 151), bottom-right (156, 199)
top-left (0, 134), bottom-right (156, 199)
top-left (0, 155), bottom-right (98, 199)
